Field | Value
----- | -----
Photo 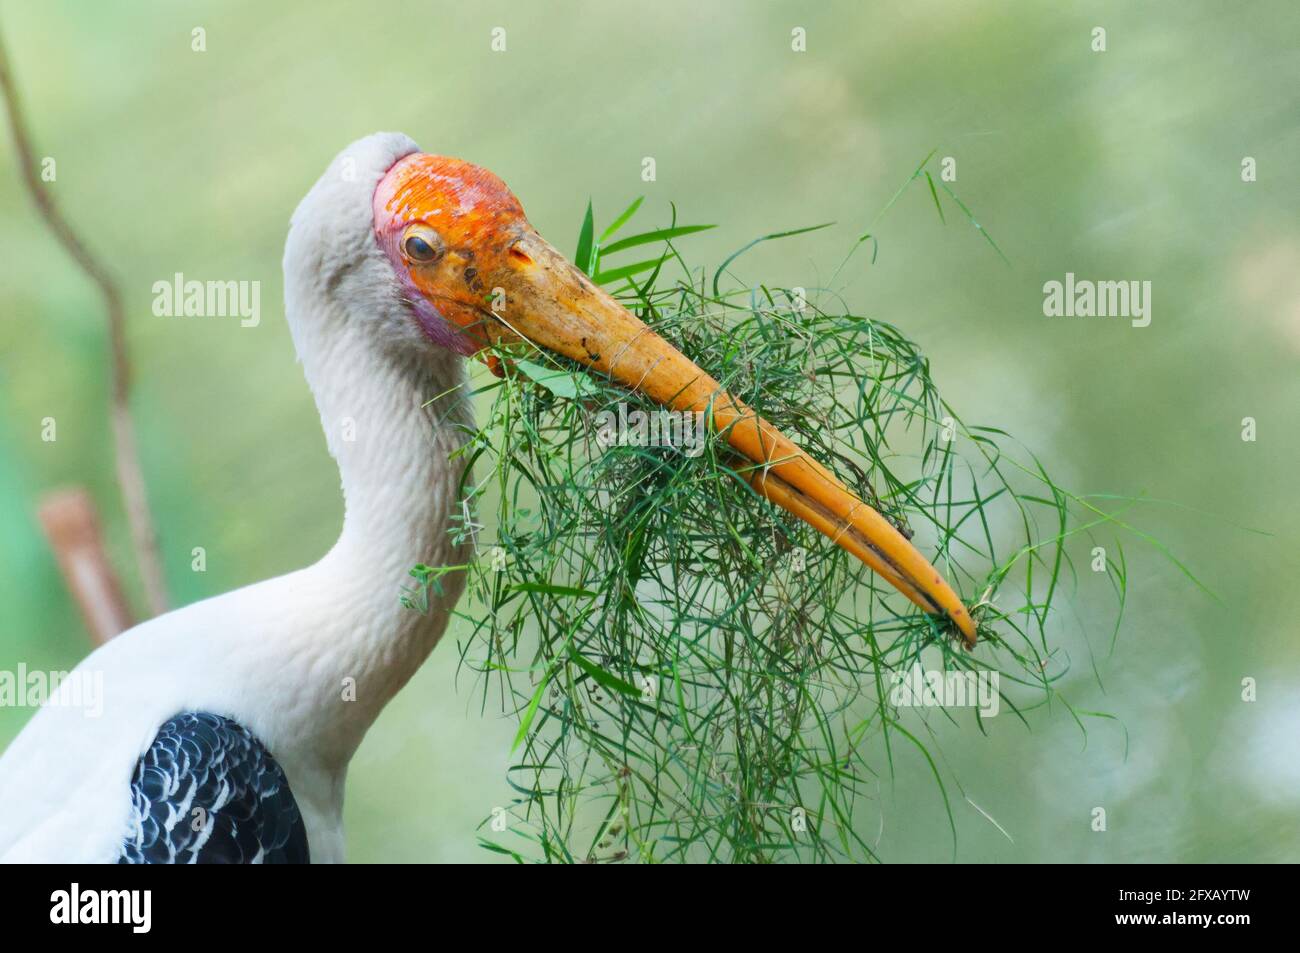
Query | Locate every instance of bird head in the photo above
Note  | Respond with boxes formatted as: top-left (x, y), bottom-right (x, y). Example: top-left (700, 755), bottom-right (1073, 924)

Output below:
top-left (363, 137), bottom-right (976, 645)
top-left (372, 152), bottom-right (529, 355)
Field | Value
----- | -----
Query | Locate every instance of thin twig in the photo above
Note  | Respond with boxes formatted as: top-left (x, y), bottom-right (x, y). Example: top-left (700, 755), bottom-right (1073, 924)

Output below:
top-left (0, 26), bottom-right (169, 616)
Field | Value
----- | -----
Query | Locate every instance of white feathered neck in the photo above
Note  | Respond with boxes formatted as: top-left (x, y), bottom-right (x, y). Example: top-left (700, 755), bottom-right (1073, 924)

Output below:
top-left (276, 132), bottom-right (475, 764)
top-left (0, 133), bottom-right (475, 862)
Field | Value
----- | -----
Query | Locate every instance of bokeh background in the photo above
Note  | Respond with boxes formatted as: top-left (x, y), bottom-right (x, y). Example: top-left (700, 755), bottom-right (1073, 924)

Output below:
top-left (1, 0), bottom-right (1296, 862)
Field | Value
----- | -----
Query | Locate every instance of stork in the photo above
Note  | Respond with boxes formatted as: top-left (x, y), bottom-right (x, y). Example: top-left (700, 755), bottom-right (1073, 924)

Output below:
top-left (0, 132), bottom-right (974, 863)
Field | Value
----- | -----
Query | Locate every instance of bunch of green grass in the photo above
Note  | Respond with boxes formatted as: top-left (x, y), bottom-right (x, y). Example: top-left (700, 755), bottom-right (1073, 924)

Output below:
top-left (409, 161), bottom-right (1143, 863)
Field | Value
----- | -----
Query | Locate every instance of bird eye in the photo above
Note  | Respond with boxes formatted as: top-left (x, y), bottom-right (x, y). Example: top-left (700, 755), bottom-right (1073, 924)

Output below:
top-left (401, 226), bottom-right (443, 263)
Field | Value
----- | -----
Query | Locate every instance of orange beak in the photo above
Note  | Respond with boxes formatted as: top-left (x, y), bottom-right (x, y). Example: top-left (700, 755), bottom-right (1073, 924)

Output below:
top-left (459, 227), bottom-right (977, 647)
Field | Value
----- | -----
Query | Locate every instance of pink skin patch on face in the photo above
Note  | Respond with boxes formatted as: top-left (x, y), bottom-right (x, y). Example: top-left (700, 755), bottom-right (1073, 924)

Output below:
top-left (372, 153), bottom-right (526, 355)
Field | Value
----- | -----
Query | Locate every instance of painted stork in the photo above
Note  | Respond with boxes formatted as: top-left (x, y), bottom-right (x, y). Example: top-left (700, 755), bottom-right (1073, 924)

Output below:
top-left (0, 132), bottom-right (974, 863)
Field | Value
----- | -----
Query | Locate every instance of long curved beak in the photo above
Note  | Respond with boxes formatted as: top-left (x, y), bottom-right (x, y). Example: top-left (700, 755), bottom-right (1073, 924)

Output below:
top-left (482, 228), bottom-right (976, 646)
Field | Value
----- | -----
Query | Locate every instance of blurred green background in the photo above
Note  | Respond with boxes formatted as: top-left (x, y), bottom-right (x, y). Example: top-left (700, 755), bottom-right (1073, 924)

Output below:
top-left (1, 0), bottom-right (1296, 862)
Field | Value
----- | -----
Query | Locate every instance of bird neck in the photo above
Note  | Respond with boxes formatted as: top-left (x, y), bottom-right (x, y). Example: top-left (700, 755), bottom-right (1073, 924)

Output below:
top-left (311, 329), bottom-right (470, 562)
top-left (287, 295), bottom-right (475, 766)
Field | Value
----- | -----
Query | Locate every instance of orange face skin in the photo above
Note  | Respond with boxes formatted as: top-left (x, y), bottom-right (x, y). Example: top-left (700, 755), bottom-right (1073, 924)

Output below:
top-left (373, 153), bottom-right (531, 354)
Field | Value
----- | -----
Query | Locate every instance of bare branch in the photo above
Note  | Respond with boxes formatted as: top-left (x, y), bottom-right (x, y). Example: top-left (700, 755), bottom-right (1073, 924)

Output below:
top-left (0, 25), bottom-right (169, 616)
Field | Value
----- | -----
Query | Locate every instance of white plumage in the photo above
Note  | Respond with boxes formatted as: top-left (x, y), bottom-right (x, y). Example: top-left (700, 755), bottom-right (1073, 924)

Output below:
top-left (0, 133), bottom-right (471, 862)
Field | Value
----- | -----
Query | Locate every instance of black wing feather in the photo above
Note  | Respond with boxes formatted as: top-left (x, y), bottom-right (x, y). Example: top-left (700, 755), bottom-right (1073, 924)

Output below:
top-left (118, 711), bottom-right (310, 864)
